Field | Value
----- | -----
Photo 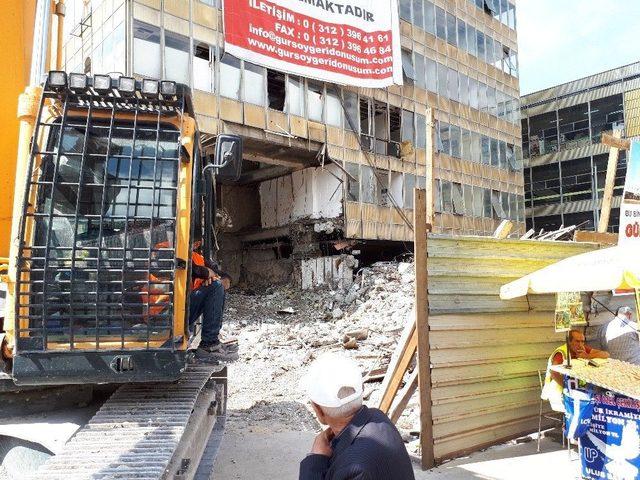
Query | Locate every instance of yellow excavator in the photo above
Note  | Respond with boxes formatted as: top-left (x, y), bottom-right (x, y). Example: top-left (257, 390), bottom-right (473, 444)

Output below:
top-left (0, 1), bottom-right (242, 477)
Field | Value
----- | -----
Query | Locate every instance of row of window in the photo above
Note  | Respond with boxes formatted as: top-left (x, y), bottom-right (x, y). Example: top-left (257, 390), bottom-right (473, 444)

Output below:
top-left (399, 0), bottom-right (518, 78)
top-left (522, 94), bottom-right (625, 158)
top-left (403, 51), bottom-right (519, 124)
top-left (467, 0), bottom-right (517, 29)
top-left (341, 162), bottom-right (523, 222)
top-left (524, 154), bottom-right (627, 208)
top-left (435, 180), bottom-right (524, 222)
top-left (436, 121), bottom-right (523, 172)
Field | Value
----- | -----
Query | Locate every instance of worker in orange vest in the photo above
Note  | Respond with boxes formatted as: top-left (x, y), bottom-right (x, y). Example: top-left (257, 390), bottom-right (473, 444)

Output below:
top-left (189, 241), bottom-right (235, 361)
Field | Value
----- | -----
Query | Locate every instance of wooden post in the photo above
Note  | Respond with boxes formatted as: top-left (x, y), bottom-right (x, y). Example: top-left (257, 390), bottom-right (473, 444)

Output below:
top-left (425, 108), bottom-right (435, 227)
top-left (414, 188), bottom-right (435, 470)
top-left (598, 129), bottom-right (623, 233)
top-left (378, 328), bottom-right (417, 414)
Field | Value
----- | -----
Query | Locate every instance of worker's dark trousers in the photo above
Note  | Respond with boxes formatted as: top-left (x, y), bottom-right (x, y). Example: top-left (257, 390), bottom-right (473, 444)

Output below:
top-left (189, 280), bottom-right (225, 346)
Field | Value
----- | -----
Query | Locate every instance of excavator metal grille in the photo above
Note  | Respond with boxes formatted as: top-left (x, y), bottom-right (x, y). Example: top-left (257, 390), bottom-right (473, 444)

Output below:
top-left (14, 75), bottom-right (187, 353)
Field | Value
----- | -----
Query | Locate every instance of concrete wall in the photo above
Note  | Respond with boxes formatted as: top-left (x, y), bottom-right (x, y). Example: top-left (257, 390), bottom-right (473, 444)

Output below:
top-left (259, 165), bottom-right (342, 229)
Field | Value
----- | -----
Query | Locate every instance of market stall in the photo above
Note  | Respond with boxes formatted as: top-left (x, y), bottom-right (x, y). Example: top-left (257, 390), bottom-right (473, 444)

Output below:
top-left (500, 244), bottom-right (640, 480)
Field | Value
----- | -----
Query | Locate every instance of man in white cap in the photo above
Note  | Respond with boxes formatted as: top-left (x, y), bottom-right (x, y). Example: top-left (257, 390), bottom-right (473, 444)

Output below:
top-left (299, 353), bottom-right (415, 480)
top-left (597, 306), bottom-right (640, 365)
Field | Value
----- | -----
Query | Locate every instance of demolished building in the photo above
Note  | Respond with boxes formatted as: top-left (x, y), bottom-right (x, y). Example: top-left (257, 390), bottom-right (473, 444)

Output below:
top-left (63, 0), bottom-right (524, 286)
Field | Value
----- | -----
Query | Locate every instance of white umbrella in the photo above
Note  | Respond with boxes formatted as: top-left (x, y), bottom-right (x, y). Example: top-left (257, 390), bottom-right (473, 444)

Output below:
top-left (500, 244), bottom-right (640, 300)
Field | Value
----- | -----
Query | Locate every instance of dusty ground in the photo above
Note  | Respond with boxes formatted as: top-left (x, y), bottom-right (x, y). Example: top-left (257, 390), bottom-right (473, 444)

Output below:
top-left (220, 261), bottom-right (420, 448)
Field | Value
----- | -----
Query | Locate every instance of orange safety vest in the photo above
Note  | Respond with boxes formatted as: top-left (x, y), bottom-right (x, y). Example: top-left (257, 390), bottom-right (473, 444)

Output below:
top-left (192, 251), bottom-right (206, 291)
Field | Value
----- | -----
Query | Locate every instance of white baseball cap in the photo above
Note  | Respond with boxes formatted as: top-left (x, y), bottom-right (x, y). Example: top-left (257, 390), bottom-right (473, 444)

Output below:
top-left (302, 353), bottom-right (363, 408)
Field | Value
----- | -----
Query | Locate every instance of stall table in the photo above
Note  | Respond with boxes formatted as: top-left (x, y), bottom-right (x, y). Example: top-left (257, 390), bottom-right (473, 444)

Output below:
top-left (551, 359), bottom-right (640, 480)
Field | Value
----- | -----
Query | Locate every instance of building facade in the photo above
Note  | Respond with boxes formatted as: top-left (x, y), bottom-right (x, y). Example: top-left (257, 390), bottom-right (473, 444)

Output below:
top-left (63, 0), bottom-right (523, 283)
top-left (521, 62), bottom-right (640, 233)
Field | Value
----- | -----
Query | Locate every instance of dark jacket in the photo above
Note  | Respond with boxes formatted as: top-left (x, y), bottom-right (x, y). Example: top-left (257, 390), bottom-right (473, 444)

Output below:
top-left (299, 406), bottom-right (415, 480)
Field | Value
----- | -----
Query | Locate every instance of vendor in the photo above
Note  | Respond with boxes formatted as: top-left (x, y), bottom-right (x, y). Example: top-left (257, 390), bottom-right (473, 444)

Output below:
top-left (597, 306), bottom-right (640, 365)
top-left (541, 329), bottom-right (609, 411)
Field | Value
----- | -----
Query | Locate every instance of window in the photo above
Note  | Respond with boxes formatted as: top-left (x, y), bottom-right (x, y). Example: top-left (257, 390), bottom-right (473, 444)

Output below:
top-left (441, 181), bottom-right (453, 212)
top-left (490, 138), bottom-right (499, 167)
top-left (193, 42), bottom-right (214, 92)
top-left (164, 31), bottom-right (189, 85)
top-left (219, 54), bottom-right (241, 99)
top-left (345, 163), bottom-right (359, 201)
top-left (402, 49), bottom-right (416, 85)
top-left (435, 6), bottom-right (446, 40)
top-left (451, 182), bottom-right (465, 215)
top-left (361, 166), bottom-right (376, 204)
top-left (376, 169), bottom-right (390, 206)
top-left (326, 87), bottom-right (342, 127)
top-left (373, 102), bottom-right (389, 155)
top-left (481, 135), bottom-right (490, 164)
top-left (412, 0), bottom-right (424, 29)
top-left (416, 114), bottom-right (427, 150)
top-left (446, 13), bottom-right (457, 46)
top-left (485, 36), bottom-right (494, 66)
top-left (473, 186), bottom-right (484, 217)
top-left (476, 30), bottom-right (485, 62)
top-left (478, 82), bottom-right (487, 112)
top-left (450, 124), bottom-right (461, 158)
top-left (487, 87), bottom-right (497, 117)
top-left (400, 0), bottom-right (412, 22)
top-left (491, 190), bottom-right (506, 219)
top-left (498, 140), bottom-right (506, 169)
top-left (507, 2), bottom-right (516, 29)
top-left (528, 111), bottom-right (559, 156)
top-left (461, 128), bottom-right (472, 161)
top-left (390, 106), bottom-right (402, 144)
top-left (502, 46), bottom-right (517, 76)
top-left (307, 81), bottom-right (324, 122)
top-left (437, 62), bottom-right (448, 98)
top-left (439, 122), bottom-right (450, 154)
top-left (558, 103), bottom-right (589, 150)
top-left (467, 25), bottom-right (477, 57)
top-left (343, 91), bottom-right (359, 131)
top-left (199, 0), bottom-right (219, 5)
top-left (483, 188), bottom-right (492, 218)
top-left (401, 109), bottom-right (415, 145)
top-left (404, 174), bottom-right (416, 209)
top-left (287, 76), bottom-right (305, 116)
top-left (243, 61), bottom-right (266, 106)
top-left (267, 70), bottom-right (286, 111)
top-left (463, 184), bottom-right (474, 216)
top-left (500, 0), bottom-right (509, 25)
top-left (459, 74), bottom-right (469, 106)
top-left (457, 20), bottom-right (467, 52)
top-left (133, 21), bottom-right (160, 78)
top-left (415, 53), bottom-right (426, 90)
top-left (469, 77), bottom-right (478, 110)
top-left (501, 191), bottom-right (510, 219)
top-left (424, 1), bottom-right (436, 35)
top-left (426, 58), bottom-right (437, 93)
top-left (435, 180), bottom-right (443, 212)
top-left (447, 67), bottom-right (458, 102)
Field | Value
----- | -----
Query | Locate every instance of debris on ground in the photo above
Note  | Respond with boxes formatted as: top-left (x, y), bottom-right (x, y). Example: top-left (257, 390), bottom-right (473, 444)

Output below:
top-left (222, 261), bottom-right (419, 447)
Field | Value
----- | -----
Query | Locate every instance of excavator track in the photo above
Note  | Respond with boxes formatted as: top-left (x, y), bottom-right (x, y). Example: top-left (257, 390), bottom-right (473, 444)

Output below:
top-left (27, 364), bottom-right (226, 480)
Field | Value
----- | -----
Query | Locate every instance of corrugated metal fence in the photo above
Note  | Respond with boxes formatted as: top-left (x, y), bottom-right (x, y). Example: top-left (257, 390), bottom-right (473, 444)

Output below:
top-left (425, 235), bottom-right (598, 461)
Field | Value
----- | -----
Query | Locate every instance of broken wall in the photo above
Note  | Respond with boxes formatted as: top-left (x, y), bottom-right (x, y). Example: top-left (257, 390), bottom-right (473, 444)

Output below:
top-left (259, 164), bottom-right (343, 229)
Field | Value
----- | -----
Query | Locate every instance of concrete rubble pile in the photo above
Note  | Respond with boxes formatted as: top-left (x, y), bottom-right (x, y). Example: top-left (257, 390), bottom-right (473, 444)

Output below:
top-left (222, 260), bottom-right (421, 448)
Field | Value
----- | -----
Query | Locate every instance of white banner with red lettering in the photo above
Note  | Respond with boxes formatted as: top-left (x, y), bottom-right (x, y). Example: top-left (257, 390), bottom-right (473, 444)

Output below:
top-left (619, 139), bottom-right (640, 245)
top-left (222, 0), bottom-right (402, 88)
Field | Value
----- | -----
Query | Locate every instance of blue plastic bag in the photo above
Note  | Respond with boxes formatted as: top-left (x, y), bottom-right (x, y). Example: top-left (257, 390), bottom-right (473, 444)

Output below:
top-left (564, 384), bottom-right (595, 441)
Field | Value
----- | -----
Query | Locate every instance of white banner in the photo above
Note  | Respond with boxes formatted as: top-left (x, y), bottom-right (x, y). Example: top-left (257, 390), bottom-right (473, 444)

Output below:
top-left (222, 0), bottom-right (402, 88)
top-left (619, 140), bottom-right (640, 245)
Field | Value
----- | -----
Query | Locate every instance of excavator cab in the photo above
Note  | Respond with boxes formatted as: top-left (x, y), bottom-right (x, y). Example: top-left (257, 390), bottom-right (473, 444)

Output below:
top-left (2, 71), bottom-right (241, 386)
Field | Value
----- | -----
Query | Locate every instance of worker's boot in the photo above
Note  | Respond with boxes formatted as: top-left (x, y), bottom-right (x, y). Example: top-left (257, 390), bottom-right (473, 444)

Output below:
top-left (195, 342), bottom-right (239, 362)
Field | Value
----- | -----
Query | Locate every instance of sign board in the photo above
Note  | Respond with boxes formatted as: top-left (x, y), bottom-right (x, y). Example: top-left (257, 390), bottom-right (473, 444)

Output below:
top-left (581, 391), bottom-right (640, 480)
top-left (619, 140), bottom-right (640, 246)
top-left (222, 0), bottom-right (402, 88)
top-left (554, 292), bottom-right (586, 332)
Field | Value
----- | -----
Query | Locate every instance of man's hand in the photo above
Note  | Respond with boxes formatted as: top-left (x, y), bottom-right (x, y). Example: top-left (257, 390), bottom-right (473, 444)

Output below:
top-left (310, 428), bottom-right (334, 458)
top-left (204, 268), bottom-right (220, 286)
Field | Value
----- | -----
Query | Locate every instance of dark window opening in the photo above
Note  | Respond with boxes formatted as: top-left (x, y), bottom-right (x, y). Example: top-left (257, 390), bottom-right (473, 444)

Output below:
top-left (267, 70), bottom-right (286, 111)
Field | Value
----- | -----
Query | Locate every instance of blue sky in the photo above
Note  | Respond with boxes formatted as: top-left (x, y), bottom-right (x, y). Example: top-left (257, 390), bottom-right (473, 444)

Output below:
top-left (516, 1), bottom-right (640, 95)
